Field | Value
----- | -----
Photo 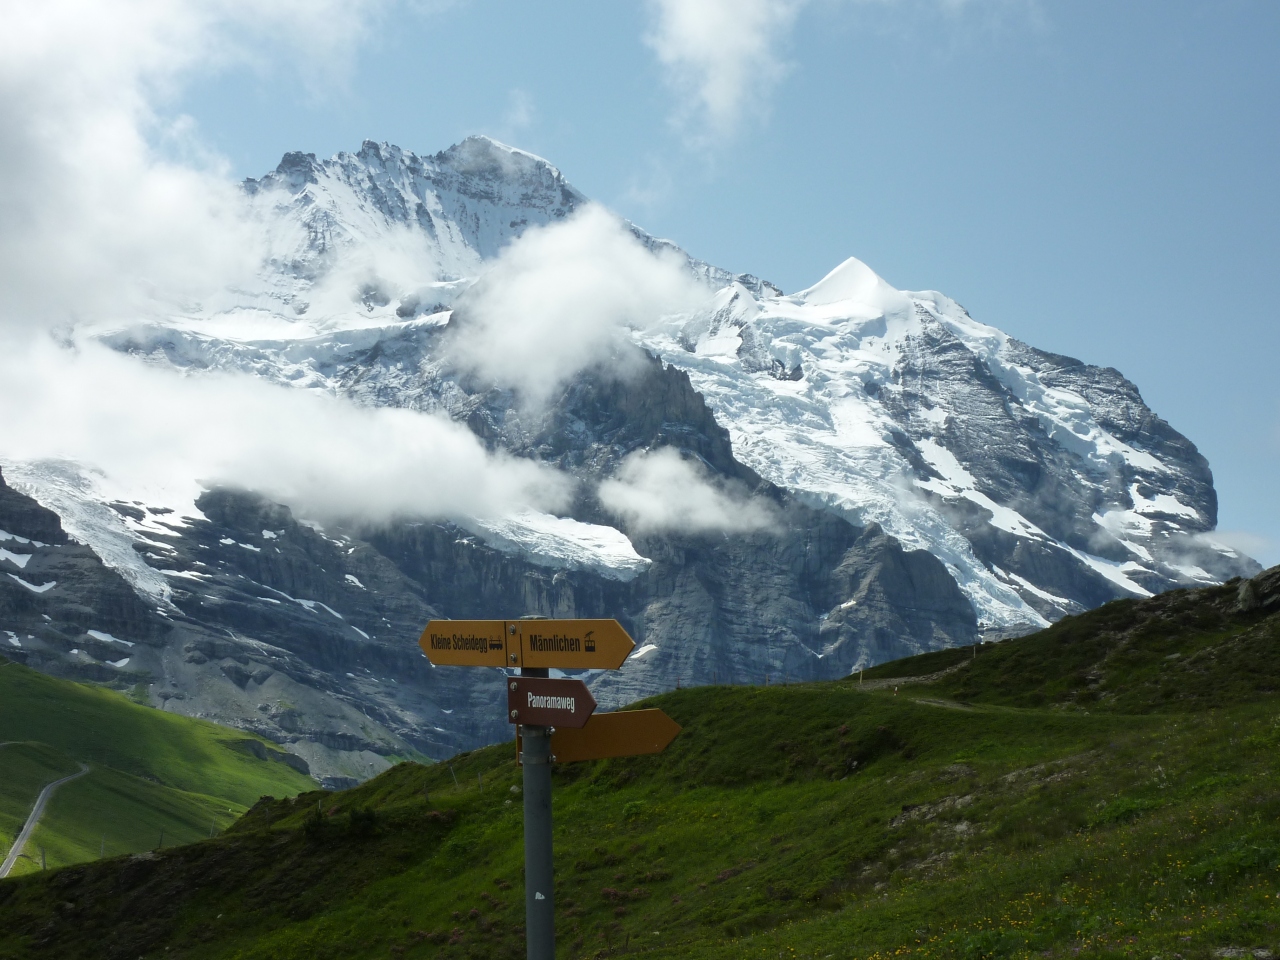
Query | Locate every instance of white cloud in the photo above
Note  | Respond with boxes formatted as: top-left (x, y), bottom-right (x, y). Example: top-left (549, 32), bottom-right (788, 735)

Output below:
top-left (598, 447), bottom-right (780, 534)
top-left (622, 155), bottom-right (676, 213)
top-left (302, 223), bottom-right (451, 319)
top-left (0, 0), bottom-right (388, 339)
top-left (644, 0), bottom-right (803, 141)
top-left (0, 340), bottom-right (569, 526)
top-left (643, 0), bottom-right (1037, 141)
top-left (502, 88), bottom-right (536, 136)
top-left (1196, 530), bottom-right (1272, 566)
top-left (446, 204), bottom-right (706, 405)
top-left (0, 0), bottom-right (577, 531)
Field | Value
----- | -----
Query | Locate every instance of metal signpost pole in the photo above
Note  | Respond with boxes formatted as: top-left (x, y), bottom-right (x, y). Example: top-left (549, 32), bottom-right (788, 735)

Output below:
top-left (420, 619), bottom-right (680, 960)
top-left (521, 668), bottom-right (554, 960)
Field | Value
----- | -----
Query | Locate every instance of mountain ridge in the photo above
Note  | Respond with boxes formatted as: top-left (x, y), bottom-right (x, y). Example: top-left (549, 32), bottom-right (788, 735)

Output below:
top-left (0, 134), bottom-right (1257, 779)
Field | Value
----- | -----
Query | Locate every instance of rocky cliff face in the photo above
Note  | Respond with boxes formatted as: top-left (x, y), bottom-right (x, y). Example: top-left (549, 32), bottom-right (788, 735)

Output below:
top-left (0, 467), bottom-right (163, 684)
top-left (0, 136), bottom-right (1257, 780)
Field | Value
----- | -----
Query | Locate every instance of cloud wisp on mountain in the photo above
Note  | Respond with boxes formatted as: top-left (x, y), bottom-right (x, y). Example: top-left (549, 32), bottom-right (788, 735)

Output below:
top-left (446, 204), bottom-right (706, 407)
top-left (0, 0), bottom-right (390, 339)
top-left (0, 1), bottom-right (748, 537)
top-left (599, 448), bottom-right (780, 535)
top-left (0, 340), bottom-right (571, 527)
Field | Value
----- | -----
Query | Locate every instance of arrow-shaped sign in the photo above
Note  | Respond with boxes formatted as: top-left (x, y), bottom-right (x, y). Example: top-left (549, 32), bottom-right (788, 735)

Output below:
top-left (510, 619), bottom-right (634, 670)
top-left (418, 620), bottom-right (510, 667)
top-left (519, 709), bottom-right (681, 764)
top-left (507, 677), bottom-right (597, 729)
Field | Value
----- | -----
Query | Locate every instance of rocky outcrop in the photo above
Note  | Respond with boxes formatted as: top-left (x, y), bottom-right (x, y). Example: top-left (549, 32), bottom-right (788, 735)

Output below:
top-left (0, 468), bottom-right (69, 544)
top-left (1235, 566), bottom-right (1280, 614)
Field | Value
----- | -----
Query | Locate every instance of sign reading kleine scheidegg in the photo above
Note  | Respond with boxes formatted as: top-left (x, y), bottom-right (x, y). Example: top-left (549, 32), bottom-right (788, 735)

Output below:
top-left (419, 620), bottom-right (510, 667)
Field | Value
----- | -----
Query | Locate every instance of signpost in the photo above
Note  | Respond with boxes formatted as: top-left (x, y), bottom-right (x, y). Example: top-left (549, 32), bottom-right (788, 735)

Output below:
top-left (418, 618), bottom-right (680, 960)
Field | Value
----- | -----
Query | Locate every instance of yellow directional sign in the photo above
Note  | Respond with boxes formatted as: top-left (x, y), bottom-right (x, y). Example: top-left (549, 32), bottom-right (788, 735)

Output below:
top-left (519, 709), bottom-right (681, 764)
top-left (511, 619), bottom-right (634, 670)
top-left (419, 619), bottom-right (636, 669)
top-left (418, 620), bottom-right (511, 667)
top-left (550, 709), bottom-right (680, 762)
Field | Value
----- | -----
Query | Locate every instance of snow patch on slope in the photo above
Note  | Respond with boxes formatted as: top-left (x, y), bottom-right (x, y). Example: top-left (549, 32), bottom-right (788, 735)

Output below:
top-left (469, 511), bottom-right (651, 581)
top-left (0, 458), bottom-right (195, 607)
top-left (923, 299), bottom-right (1167, 477)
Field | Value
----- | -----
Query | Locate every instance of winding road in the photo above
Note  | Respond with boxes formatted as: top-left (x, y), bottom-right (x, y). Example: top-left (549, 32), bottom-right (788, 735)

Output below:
top-left (0, 763), bottom-right (89, 877)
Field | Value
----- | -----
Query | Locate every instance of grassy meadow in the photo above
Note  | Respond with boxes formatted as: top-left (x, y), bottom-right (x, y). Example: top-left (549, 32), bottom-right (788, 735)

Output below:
top-left (0, 659), bottom-right (315, 877)
top-left (0, 574), bottom-right (1276, 958)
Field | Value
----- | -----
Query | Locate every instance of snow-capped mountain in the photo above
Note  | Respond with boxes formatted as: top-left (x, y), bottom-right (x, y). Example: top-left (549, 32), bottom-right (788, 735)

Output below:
top-left (0, 137), bottom-right (1257, 780)
top-left (645, 260), bottom-right (1240, 631)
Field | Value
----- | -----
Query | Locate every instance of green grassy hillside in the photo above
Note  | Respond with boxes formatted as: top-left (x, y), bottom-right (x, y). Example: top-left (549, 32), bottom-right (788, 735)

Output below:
top-left (0, 658), bottom-right (315, 876)
top-left (0, 571), bottom-right (1277, 959)
top-left (866, 573), bottom-right (1280, 714)
top-left (8, 765), bottom-right (251, 878)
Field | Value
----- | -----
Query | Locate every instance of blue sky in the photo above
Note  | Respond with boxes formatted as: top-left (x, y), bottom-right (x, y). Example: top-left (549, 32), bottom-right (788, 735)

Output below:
top-left (175, 0), bottom-right (1279, 564)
